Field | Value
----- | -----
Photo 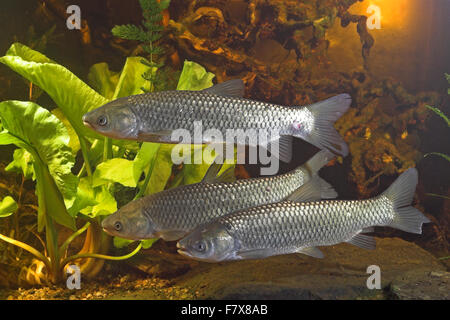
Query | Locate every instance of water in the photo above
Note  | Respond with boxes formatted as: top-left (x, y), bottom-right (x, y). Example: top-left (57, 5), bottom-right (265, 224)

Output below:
top-left (0, 0), bottom-right (448, 299)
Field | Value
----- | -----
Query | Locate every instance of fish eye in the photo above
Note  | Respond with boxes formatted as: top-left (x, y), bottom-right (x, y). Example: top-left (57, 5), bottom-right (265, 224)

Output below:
top-left (114, 221), bottom-right (122, 231)
top-left (97, 115), bottom-right (108, 126)
top-left (193, 240), bottom-right (206, 252)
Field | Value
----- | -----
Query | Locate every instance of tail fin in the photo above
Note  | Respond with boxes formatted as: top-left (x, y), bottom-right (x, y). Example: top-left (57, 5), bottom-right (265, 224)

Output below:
top-left (302, 94), bottom-right (351, 157)
top-left (382, 168), bottom-right (430, 234)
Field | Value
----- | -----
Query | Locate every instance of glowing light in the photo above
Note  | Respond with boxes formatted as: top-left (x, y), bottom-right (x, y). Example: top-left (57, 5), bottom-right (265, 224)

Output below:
top-left (350, 0), bottom-right (411, 28)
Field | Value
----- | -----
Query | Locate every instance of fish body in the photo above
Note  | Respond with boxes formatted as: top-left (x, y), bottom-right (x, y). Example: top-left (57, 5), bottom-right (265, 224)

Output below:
top-left (82, 80), bottom-right (351, 159)
top-left (177, 168), bottom-right (430, 262)
top-left (101, 150), bottom-right (337, 241)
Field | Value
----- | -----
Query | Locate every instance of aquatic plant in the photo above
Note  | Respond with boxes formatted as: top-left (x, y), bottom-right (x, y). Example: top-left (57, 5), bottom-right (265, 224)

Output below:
top-left (112, 0), bottom-right (170, 91)
top-left (0, 42), bottom-right (222, 284)
top-left (424, 74), bottom-right (450, 201)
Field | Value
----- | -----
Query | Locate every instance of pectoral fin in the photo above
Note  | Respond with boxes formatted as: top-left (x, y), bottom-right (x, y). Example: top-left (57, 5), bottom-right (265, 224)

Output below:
top-left (237, 248), bottom-right (276, 260)
top-left (137, 130), bottom-right (176, 143)
top-left (158, 230), bottom-right (187, 241)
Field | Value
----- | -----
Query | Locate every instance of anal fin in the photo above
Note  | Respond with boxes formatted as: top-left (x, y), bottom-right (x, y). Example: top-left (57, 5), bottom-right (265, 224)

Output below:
top-left (266, 135), bottom-right (293, 163)
top-left (346, 233), bottom-right (376, 250)
top-left (296, 246), bottom-right (324, 259)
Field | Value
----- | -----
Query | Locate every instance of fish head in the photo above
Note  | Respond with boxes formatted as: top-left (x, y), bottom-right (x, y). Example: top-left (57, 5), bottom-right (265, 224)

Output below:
top-left (82, 97), bottom-right (140, 139)
top-left (101, 199), bottom-right (155, 240)
top-left (176, 222), bottom-right (236, 262)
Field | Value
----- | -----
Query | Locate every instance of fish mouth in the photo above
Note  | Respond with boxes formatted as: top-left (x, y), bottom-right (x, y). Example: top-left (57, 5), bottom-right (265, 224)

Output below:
top-left (176, 242), bottom-right (191, 258)
top-left (83, 120), bottom-right (94, 129)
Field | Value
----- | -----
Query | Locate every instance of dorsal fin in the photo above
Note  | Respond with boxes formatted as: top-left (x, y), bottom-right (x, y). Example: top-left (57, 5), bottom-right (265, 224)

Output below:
top-left (202, 79), bottom-right (245, 97)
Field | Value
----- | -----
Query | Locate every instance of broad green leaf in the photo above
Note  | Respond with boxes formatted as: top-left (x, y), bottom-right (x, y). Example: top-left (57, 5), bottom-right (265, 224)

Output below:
top-left (176, 60), bottom-right (215, 91)
top-left (68, 177), bottom-right (97, 217)
top-left (52, 108), bottom-right (80, 154)
top-left (92, 142), bottom-right (160, 188)
top-left (0, 100), bottom-right (77, 230)
top-left (0, 196), bottom-right (18, 218)
top-left (81, 186), bottom-right (117, 217)
top-left (182, 146), bottom-right (236, 185)
top-left (0, 43), bottom-right (108, 140)
top-left (133, 142), bottom-right (160, 180)
top-left (113, 56), bottom-right (154, 98)
top-left (144, 144), bottom-right (175, 195)
top-left (87, 62), bottom-right (120, 100)
top-left (5, 148), bottom-right (35, 180)
top-left (93, 158), bottom-right (136, 187)
top-left (113, 236), bottom-right (134, 249)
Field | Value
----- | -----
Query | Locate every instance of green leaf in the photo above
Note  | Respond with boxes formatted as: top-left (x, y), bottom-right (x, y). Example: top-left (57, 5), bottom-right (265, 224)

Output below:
top-left (424, 152), bottom-right (450, 162)
top-left (133, 142), bottom-right (160, 179)
top-left (0, 100), bottom-right (77, 230)
top-left (144, 144), bottom-right (175, 195)
top-left (113, 56), bottom-right (154, 98)
top-left (92, 142), bottom-right (160, 188)
top-left (111, 25), bottom-right (146, 42)
top-left (68, 177), bottom-right (97, 216)
top-left (51, 108), bottom-right (80, 154)
top-left (113, 237), bottom-right (158, 249)
top-left (5, 148), bottom-right (35, 180)
top-left (113, 236), bottom-right (134, 249)
top-left (81, 186), bottom-right (117, 217)
top-left (426, 105), bottom-right (450, 127)
top-left (0, 196), bottom-right (18, 218)
top-left (0, 43), bottom-right (109, 140)
top-left (93, 158), bottom-right (136, 187)
top-left (176, 60), bottom-right (215, 91)
top-left (88, 62), bottom-right (120, 100)
top-left (181, 146), bottom-right (236, 185)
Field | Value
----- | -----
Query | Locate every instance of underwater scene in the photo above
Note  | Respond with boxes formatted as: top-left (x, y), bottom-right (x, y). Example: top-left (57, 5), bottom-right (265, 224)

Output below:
top-left (0, 0), bottom-right (448, 302)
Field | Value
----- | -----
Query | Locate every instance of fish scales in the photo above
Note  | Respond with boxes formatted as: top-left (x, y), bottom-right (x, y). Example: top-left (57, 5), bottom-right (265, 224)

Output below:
top-left (128, 91), bottom-right (293, 134)
top-left (221, 197), bottom-right (393, 254)
top-left (141, 168), bottom-right (308, 233)
top-left (101, 149), bottom-right (337, 241)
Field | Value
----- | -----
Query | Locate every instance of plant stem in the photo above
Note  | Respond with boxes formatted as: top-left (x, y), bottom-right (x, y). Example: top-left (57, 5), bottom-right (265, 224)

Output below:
top-left (59, 222), bottom-right (91, 257)
top-left (79, 137), bottom-right (93, 177)
top-left (103, 137), bottom-right (113, 161)
top-left (0, 232), bottom-right (51, 271)
top-left (60, 242), bottom-right (142, 270)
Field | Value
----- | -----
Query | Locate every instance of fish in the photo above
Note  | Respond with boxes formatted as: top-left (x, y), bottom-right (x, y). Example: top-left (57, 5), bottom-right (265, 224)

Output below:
top-left (176, 168), bottom-right (431, 262)
top-left (82, 80), bottom-right (351, 161)
top-left (101, 150), bottom-right (338, 241)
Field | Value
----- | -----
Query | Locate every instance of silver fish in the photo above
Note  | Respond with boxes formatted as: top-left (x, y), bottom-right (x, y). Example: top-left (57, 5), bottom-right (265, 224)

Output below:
top-left (101, 150), bottom-right (337, 241)
top-left (82, 80), bottom-right (351, 161)
top-left (177, 168), bottom-right (431, 262)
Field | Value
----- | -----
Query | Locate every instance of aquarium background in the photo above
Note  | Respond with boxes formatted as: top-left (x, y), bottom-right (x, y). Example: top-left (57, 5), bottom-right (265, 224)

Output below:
top-left (0, 0), bottom-right (448, 299)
